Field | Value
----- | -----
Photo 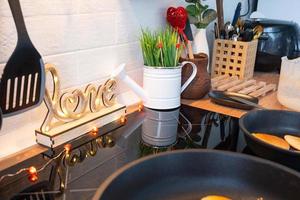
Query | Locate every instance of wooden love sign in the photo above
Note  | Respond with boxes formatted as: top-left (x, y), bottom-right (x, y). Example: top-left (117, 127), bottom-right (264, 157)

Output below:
top-left (35, 63), bottom-right (126, 148)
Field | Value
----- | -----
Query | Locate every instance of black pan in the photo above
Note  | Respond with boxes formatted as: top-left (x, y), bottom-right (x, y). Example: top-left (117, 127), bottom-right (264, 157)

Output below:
top-left (240, 109), bottom-right (300, 171)
top-left (93, 149), bottom-right (300, 200)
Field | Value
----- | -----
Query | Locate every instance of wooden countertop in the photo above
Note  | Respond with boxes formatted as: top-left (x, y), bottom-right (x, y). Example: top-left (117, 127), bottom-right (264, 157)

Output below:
top-left (182, 72), bottom-right (290, 119)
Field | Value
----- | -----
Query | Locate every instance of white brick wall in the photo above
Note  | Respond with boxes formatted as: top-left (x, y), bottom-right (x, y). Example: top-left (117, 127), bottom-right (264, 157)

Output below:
top-left (0, 0), bottom-right (185, 158)
top-left (0, 0), bottom-right (251, 158)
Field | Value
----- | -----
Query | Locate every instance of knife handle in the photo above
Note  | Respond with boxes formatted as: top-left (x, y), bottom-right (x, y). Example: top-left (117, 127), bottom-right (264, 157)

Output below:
top-left (187, 41), bottom-right (194, 59)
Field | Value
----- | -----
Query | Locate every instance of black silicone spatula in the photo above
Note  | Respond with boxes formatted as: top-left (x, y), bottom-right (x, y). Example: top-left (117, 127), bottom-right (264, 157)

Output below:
top-left (184, 18), bottom-right (194, 58)
top-left (184, 18), bottom-right (193, 42)
top-left (0, 0), bottom-right (45, 117)
top-left (183, 18), bottom-right (194, 59)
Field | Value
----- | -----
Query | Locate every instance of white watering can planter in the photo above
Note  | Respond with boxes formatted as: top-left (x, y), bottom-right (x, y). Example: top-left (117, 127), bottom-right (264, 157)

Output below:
top-left (112, 62), bottom-right (197, 110)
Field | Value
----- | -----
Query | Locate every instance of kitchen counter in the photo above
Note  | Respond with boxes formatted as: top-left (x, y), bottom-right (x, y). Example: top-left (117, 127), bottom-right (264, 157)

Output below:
top-left (182, 72), bottom-right (289, 118)
top-left (0, 105), bottom-right (252, 200)
top-left (0, 72), bottom-right (295, 200)
top-left (0, 103), bottom-right (141, 172)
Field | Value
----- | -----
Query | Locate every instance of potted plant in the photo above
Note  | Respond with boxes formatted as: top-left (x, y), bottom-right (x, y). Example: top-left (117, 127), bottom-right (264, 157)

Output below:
top-left (185, 0), bottom-right (217, 56)
top-left (136, 27), bottom-right (198, 110)
top-left (113, 27), bottom-right (197, 109)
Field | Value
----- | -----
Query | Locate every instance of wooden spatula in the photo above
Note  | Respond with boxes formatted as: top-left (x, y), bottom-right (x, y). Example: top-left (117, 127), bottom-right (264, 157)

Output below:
top-left (0, 0), bottom-right (45, 117)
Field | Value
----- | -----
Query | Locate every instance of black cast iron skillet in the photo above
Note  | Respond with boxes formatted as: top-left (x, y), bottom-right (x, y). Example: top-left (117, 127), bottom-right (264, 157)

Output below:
top-left (93, 149), bottom-right (300, 200)
top-left (240, 109), bottom-right (300, 171)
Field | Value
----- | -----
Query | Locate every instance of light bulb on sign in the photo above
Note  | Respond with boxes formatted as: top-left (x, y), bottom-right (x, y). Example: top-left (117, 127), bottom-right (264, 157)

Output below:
top-left (138, 104), bottom-right (143, 112)
top-left (90, 127), bottom-right (99, 136)
top-left (120, 116), bottom-right (127, 124)
top-left (64, 144), bottom-right (72, 154)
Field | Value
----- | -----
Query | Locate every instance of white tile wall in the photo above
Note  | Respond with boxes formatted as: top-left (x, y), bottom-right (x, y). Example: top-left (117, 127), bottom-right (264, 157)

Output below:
top-left (0, 0), bottom-right (184, 158)
top-left (0, 0), bottom-right (251, 158)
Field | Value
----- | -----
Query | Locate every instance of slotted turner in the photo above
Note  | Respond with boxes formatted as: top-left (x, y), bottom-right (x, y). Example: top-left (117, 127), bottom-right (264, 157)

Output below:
top-left (0, 0), bottom-right (45, 117)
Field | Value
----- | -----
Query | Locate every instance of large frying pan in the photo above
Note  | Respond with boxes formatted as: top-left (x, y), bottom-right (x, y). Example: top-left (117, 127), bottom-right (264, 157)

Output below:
top-left (93, 150), bottom-right (300, 200)
top-left (240, 109), bottom-right (300, 171)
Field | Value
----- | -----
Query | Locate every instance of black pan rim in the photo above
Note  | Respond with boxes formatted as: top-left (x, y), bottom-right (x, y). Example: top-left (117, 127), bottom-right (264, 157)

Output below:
top-left (239, 109), bottom-right (300, 156)
top-left (92, 149), bottom-right (300, 200)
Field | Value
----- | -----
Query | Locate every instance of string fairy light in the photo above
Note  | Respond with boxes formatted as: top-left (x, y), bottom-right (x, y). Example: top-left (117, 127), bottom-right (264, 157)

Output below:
top-left (0, 144), bottom-right (71, 183)
top-left (138, 104), bottom-right (143, 112)
top-left (90, 126), bottom-right (99, 136)
top-left (120, 115), bottom-right (127, 124)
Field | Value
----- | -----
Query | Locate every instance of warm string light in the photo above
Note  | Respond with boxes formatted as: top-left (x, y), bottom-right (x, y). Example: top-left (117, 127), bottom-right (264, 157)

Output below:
top-left (64, 143), bottom-right (72, 154)
top-left (90, 126), bottom-right (99, 136)
top-left (120, 115), bottom-right (127, 124)
top-left (28, 166), bottom-right (38, 182)
top-left (138, 104), bottom-right (143, 112)
top-left (0, 144), bottom-right (71, 183)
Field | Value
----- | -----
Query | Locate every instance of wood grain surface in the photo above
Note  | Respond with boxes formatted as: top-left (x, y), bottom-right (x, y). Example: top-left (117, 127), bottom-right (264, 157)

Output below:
top-left (182, 72), bottom-right (290, 118)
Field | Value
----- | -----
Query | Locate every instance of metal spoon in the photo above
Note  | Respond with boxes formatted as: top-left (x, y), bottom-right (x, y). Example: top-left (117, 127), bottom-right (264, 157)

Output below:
top-left (224, 21), bottom-right (234, 39)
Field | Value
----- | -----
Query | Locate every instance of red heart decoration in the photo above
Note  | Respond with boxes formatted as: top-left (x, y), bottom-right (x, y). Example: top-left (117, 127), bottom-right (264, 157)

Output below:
top-left (166, 7), bottom-right (187, 31)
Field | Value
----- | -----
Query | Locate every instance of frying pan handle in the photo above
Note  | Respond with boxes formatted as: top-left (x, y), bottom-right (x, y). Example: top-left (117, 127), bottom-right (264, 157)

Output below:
top-left (8, 0), bottom-right (31, 43)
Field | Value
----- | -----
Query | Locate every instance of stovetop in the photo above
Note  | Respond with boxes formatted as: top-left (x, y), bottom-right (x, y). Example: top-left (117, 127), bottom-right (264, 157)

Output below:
top-left (0, 105), bottom-right (253, 200)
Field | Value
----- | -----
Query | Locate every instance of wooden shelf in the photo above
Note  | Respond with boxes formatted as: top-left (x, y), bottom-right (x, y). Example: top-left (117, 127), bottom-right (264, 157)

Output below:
top-left (182, 72), bottom-right (290, 119)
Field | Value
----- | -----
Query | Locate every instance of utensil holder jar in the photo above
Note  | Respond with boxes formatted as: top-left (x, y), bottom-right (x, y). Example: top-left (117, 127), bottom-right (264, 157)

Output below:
top-left (211, 39), bottom-right (258, 79)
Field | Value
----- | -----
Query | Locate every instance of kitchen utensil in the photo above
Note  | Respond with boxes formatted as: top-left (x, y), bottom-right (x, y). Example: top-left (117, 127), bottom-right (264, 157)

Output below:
top-left (166, 7), bottom-right (194, 59)
top-left (208, 91), bottom-right (259, 110)
top-left (229, 96), bottom-right (265, 110)
top-left (237, 18), bottom-right (245, 31)
top-left (0, 0), bottom-right (45, 117)
top-left (231, 2), bottom-right (242, 27)
top-left (93, 149), bottom-right (300, 200)
top-left (216, 0), bottom-right (224, 37)
top-left (184, 18), bottom-right (193, 42)
top-left (214, 22), bottom-right (219, 39)
top-left (241, 29), bottom-right (254, 41)
top-left (219, 29), bottom-right (226, 39)
top-left (232, 34), bottom-right (239, 41)
top-left (224, 22), bottom-right (234, 39)
top-left (240, 109), bottom-right (300, 171)
top-left (253, 25), bottom-right (263, 40)
top-left (183, 18), bottom-right (194, 59)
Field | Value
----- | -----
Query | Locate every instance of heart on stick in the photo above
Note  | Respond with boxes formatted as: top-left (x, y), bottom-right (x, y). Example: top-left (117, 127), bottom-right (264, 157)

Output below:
top-left (166, 7), bottom-right (188, 31)
top-left (166, 6), bottom-right (194, 59)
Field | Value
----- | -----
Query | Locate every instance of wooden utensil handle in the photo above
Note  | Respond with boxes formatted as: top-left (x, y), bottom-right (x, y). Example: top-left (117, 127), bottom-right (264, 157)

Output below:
top-left (8, 0), bottom-right (31, 43)
top-left (187, 41), bottom-right (194, 59)
top-left (216, 0), bottom-right (224, 35)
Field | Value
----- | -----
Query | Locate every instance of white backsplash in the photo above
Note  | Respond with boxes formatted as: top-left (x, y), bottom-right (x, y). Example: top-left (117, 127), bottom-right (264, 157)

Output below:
top-left (0, 0), bottom-right (250, 158)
